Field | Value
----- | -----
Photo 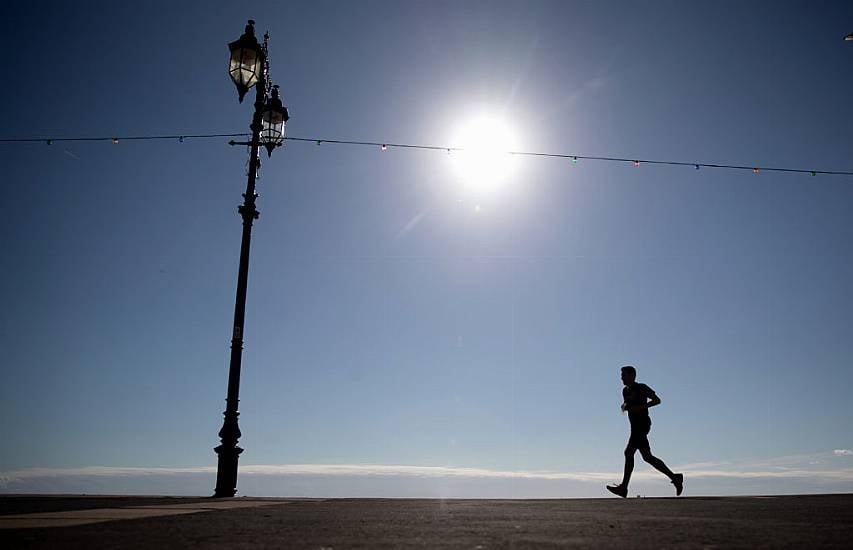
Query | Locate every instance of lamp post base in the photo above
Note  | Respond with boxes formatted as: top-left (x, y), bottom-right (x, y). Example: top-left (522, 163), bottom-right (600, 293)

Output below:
top-left (213, 443), bottom-right (243, 497)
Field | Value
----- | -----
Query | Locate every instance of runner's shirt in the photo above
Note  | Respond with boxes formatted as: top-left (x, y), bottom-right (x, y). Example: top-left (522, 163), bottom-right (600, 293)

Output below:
top-left (623, 382), bottom-right (657, 423)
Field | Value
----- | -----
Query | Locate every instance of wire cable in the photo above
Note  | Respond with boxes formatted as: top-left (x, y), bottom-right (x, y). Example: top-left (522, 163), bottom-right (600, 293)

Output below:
top-left (290, 137), bottom-right (853, 177)
top-left (1, 132), bottom-right (851, 178)
top-left (0, 132), bottom-right (248, 144)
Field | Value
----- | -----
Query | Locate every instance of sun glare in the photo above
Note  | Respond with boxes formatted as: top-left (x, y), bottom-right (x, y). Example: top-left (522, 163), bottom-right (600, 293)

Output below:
top-left (450, 115), bottom-right (518, 196)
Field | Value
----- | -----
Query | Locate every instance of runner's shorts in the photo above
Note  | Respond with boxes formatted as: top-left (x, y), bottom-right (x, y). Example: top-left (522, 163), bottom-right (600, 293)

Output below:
top-left (628, 417), bottom-right (651, 449)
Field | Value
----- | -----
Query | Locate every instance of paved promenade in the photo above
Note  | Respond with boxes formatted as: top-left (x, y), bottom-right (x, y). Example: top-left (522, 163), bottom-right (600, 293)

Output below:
top-left (2, 494), bottom-right (852, 548)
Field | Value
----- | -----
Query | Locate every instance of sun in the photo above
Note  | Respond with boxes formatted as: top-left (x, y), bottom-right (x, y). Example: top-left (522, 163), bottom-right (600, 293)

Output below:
top-left (450, 115), bottom-right (519, 196)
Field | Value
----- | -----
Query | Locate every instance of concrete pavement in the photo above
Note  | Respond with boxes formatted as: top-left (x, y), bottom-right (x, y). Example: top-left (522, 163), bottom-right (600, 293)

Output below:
top-left (2, 494), bottom-right (852, 548)
top-left (0, 497), bottom-right (287, 529)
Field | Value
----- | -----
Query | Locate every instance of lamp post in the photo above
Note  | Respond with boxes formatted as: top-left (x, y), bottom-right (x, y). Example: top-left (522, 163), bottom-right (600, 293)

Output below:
top-left (214, 20), bottom-right (289, 498)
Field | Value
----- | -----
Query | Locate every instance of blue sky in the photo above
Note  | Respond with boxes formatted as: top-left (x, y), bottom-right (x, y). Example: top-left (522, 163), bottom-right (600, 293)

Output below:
top-left (1, 1), bottom-right (853, 497)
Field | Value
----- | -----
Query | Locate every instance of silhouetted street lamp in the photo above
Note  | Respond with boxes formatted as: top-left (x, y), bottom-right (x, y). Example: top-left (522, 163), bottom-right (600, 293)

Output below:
top-left (214, 20), bottom-right (289, 498)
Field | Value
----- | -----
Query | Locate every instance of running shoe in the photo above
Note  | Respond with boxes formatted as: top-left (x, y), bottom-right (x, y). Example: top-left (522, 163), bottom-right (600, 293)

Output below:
top-left (672, 473), bottom-right (684, 496)
top-left (606, 484), bottom-right (628, 498)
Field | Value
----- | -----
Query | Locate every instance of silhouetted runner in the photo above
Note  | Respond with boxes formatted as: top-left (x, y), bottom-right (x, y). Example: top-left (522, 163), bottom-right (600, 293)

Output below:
top-left (607, 365), bottom-right (683, 498)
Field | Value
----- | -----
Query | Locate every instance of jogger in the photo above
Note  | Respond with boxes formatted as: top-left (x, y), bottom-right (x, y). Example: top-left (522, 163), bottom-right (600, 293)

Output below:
top-left (607, 365), bottom-right (683, 498)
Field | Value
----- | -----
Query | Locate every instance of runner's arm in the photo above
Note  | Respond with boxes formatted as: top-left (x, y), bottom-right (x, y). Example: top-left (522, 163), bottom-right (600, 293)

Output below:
top-left (627, 388), bottom-right (661, 412)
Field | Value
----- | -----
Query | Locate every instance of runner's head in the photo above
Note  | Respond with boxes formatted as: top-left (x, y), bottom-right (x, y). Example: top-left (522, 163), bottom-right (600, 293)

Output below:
top-left (620, 365), bottom-right (636, 385)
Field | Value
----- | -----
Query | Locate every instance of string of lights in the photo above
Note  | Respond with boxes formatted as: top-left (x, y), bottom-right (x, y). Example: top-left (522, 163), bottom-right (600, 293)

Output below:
top-left (2, 132), bottom-right (852, 178)
top-left (0, 133), bottom-right (248, 145)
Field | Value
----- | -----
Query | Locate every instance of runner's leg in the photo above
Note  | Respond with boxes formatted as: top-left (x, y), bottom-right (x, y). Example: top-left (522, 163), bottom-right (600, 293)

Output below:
top-left (622, 445), bottom-right (636, 487)
top-left (639, 447), bottom-right (675, 480)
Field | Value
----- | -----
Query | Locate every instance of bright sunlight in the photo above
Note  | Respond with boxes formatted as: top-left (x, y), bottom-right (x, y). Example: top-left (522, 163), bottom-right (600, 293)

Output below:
top-left (450, 114), bottom-right (519, 197)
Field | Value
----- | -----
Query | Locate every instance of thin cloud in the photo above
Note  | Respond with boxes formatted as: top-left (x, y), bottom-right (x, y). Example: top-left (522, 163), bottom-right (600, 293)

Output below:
top-left (3, 452), bottom-right (853, 498)
top-left (5, 456), bottom-right (853, 485)
top-left (698, 451), bottom-right (849, 470)
top-left (672, 460), bottom-right (733, 470)
top-left (682, 468), bottom-right (853, 480)
top-left (244, 464), bottom-right (620, 482)
top-left (0, 464), bottom-right (615, 483)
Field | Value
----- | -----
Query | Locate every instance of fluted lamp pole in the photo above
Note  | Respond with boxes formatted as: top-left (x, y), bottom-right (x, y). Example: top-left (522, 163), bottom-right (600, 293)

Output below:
top-left (214, 20), bottom-right (289, 498)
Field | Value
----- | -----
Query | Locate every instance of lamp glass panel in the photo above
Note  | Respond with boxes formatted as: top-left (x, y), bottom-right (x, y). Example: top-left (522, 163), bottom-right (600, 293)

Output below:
top-left (230, 47), bottom-right (259, 88)
top-left (261, 119), bottom-right (284, 146)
